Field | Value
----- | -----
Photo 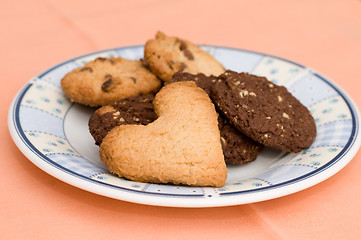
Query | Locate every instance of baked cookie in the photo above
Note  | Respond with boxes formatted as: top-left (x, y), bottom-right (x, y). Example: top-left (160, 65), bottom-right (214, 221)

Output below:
top-left (218, 115), bottom-right (264, 165)
top-left (212, 70), bottom-right (316, 153)
top-left (168, 71), bottom-right (217, 95)
top-left (100, 81), bottom-right (227, 187)
top-left (170, 72), bottom-right (264, 164)
top-left (88, 94), bottom-right (157, 145)
top-left (144, 31), bottom-right (225, 82)
top-left (61, 57), bottom-right (162, 106)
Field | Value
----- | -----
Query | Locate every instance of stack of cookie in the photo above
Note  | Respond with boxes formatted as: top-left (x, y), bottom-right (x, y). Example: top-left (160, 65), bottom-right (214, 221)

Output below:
top-left (61, 32), bottom-right (316, 187)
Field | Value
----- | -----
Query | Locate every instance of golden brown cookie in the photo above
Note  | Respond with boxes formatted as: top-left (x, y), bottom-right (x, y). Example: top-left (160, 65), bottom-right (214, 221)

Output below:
top-left (99, 81), bottom-right (228, 187)
top-left (144, 32), bottom-right (225, 82)
top-left (61, 57), bottom-right (162, 106)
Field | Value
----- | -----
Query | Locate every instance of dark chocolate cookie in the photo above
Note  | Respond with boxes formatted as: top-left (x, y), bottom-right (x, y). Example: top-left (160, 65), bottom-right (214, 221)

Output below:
top-left (218, 115), bottom-right (264, 164)
top-left (170, 72), bottom-right (264, 164)
top-left (88, 94), bottom-right (157, 145)
top-left (169, 72), bottom-right (217, 95)
top-left (212, 70), bottom-right (316, 153)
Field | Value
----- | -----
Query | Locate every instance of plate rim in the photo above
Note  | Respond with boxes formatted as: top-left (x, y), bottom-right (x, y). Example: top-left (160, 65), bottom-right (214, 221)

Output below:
top-left (8, 45), bottom-right (361, 207)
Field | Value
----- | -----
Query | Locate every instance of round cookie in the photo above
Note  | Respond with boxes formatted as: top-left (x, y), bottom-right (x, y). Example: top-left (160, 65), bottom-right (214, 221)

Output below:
top-left (144, 31), bottom-right (225, 82)
top-left (61, 57), bottom-right (162, 106)
top-left (212, 70), bottom-right (316, 153)
top-left (168, 72), bottom-right (217, 95)
top-left (218, 115), bottom-right (264, 165)
top-left (88, 94), bottom-right (157, 145)
top-left (170, 72), bottom-right (264, 164)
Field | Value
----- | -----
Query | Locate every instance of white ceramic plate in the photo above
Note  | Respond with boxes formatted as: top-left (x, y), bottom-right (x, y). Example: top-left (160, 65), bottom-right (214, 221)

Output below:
top-left (8, 45), bottom-right (361, 207)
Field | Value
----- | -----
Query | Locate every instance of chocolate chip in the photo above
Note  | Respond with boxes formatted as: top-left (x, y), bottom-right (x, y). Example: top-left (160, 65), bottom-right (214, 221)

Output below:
top-left (178, 62), bottom-right (187, 72)
top-left (168, 60), bottom-right (175, 70)
top-left (102, 80), bottom-right (113, 92)
top-left (183, 49), bottom-right (194, 60)
top-left (101, 75), bottom-right (113, 92)
top-left (140, 58), bottom-right (150, 68)
top-left (176, 39), bottom-right (194, 60)
top-left (131, 77), bottom-right (137, 84)
top-left (95, 57), bottom-right (107, 62)
top-left (179, 40), bottom-right (187, 51)
top-left (80, 67), bottom-right (93, 73)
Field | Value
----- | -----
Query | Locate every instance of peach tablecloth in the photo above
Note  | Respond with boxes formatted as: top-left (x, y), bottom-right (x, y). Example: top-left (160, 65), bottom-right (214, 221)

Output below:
top-left (1, 0), bottom-right (361, 239)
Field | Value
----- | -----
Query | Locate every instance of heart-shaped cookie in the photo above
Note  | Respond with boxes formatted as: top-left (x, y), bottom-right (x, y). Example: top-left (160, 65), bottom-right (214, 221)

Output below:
top-left (99, 81), bottom-right (228, 187)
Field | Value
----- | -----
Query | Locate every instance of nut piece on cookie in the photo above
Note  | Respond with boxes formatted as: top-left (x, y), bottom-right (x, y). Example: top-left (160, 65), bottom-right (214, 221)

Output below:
top-left (88, 94), bottom-right (157, 145)
top-left (144, 31), bottom-right (225, 82)
top-left (61, 57), bottom-right (162, 106)
top-left (212, 70), bottom-right (316, 153)
top-left (99, 81), bottom-right (228, 187)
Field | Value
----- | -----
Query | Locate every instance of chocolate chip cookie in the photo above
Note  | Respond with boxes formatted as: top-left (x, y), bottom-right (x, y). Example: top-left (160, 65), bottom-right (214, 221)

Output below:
top-left (144, 32), bottom-right (225, 82)
top-left (61, 57), bottom-right (162, 106)
top-left (212, 70), bottom-right (316, 153)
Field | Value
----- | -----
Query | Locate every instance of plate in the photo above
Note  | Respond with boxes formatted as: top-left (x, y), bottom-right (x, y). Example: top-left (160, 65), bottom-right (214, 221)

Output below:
top-left (8, 45), bottom-right (361, 207)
